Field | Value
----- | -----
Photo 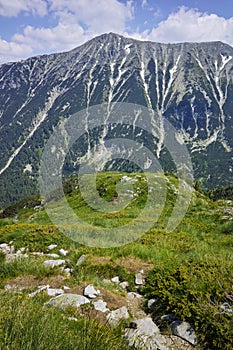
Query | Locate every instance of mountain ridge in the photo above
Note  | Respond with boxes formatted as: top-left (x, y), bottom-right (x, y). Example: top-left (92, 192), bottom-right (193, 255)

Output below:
top-left (0, 32), bottom-right (232, 208)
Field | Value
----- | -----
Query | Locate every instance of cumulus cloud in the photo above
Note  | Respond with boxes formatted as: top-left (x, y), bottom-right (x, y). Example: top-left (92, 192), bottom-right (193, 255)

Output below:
top-left (0, 0), bottom-right (47, 17)
top-left (147, 7), bottom-right (233, 45)
top-left (1, 4), bottom-right (233, 64)
top-left (48, 0), bottom-right (134, 33)
top-left (141, 0), bottom-right (148, 9)
top-left (0, 37), bottom-right (33, 63)
top-left (0, 0), bottom-right (134, 63)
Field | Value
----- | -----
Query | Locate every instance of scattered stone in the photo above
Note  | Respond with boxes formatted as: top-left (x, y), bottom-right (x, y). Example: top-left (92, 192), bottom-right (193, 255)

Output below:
top-left (5, 253), bottom-right (28, 263)
top-left (63, 285), bottom-right (70, 291)
top-left (135, 273), bottom-right (143, 285)
top-left (67, 317), bottom-right (78, 322)
top-left (0, 243), bottom-right (14, 254)
top-left (161, 314), bottom-right (176, 322)
top-left (111, 276), bottom-right (120, 284)
top-left (45, 293), bottom-right (90, 309)
top-left (4, 284), bottom-right (12, 290)
top-left (124, 317), bottom-right (168, 350)
top-left (120, 281), bottom-right (129, 290)
top-left (103, 278), bottom-right (111, 284)
top-left (43, 259), bottom-right (65, 268)
top-left (61, 267), bottom-right (72, 276)
top-left (121, 175), bottom-right (137, 183)
top-left (16, 247), bottom-right (26, 254)
top-left (31, 252), bottom-right (44, 256)
top-left (47, 244), bottom-right (57, 250)
top-left (28, 285), bottom-right (50, 297)
top-left (147, 298), bottom-right (157, 312)
top-left (92, 300), bottom-right (109, 313)
top-left (220, 302), bottom-right (233, 314)
top-left (84, 284), bottom-right (100, 299)
top-left (47, 253), bottom-right (60, 258)
top-left (47, 288), bottom-right (64, 297)
top-left (76, 254), bottom-right (86, 266)
top-left (59, 248), bottom-right (68, 256)
top-left (107, 306), bottom-right (129, 326)
top-left (171, 321), bottom-right (197, 345)
top-left (126, 292), bottom-right (143, 300)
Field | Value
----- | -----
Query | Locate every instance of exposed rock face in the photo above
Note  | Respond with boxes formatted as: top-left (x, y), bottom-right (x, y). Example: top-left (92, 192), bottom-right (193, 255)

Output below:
top-left (124, 317), bottom-right (168, 350)
top-left (84, 284), bottom-right (100, 299)
top-left (45, 293), bottom-right (90, 309)
top-left (171, 321), bottom-right (197, 345)
top-left (106, 306), bottom-right (130, 325)
top-left (0, 33), bottom-right (233, 207)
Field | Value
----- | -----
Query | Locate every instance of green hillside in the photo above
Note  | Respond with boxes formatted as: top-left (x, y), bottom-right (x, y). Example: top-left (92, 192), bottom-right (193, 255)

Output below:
top-left (0, 172), bottom-right (232, 349)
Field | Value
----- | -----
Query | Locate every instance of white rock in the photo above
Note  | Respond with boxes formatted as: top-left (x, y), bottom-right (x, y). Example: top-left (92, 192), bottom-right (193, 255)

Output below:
top-left (126, 292), bottom-right (143, 300)
top-left (120, 281), bottom-right (129, 290)
top-left (147, 299), bottom-right (157, 312)
top-left (135, 273), bottom-right (143, 285)
top-left (47, 253), bottom-right (60, 258)
top-left (47, 288), bottom-right (64, 297)
top-left (63, 285), bottom-right (70, 290)
top-left (4, 284), bottom-right (12, 290)
top-left (220, 302), bottom-right (233, 314)
top-left (43, 259), bottom-right (65, 268)
top-left (76, 254), bottom-right (86, 265)
top-left (47, 244), bottom-right (57, 250)
top-left (111, 276), bottom-right (120, 283)
top-left (84, 284), bottom-right (100, 299)
top-left (31, 252), bottom-right (44, 256)
top-left (59, 249), bottom-right (68, 256)
top-left (124, 317), bottom-right (168, 350)
top-left (28, 285), bottom-right (50, 297)
top-left (107, 306), bottom-right (129, 326)
top-left (45, 293), bottom-right (90, 309)
top-left (171, 321), bottom-right (197, 345)
top-left (0, 243), bottom-right (14, 254)
top-left (92, 300), bottom-right (109, 313)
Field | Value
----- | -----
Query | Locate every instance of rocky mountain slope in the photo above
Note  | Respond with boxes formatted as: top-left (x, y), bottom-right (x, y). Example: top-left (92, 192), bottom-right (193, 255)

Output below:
top-left (0, 33), bottom-right (232, 208)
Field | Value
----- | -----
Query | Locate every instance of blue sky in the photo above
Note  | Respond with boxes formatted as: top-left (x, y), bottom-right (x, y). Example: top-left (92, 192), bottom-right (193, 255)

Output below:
top-left (0, 0), bottom-right (233, 63)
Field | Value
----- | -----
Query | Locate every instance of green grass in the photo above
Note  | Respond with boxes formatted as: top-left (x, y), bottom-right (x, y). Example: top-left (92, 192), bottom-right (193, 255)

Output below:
top-left (0, 172), bottom-right (232, 349)
top-left (0, 293), bottom-right (132, 350)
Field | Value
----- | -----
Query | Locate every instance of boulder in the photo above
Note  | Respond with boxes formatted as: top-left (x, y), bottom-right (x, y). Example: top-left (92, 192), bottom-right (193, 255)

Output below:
top-left (47, 244), bottom-right (57, 250)
top-left (92, 300), bottom-right (109, 313)
top-left (0, 243), bottom-right (14, 254)
top-left (111, 276), bottom-right (120, 283)
top-left (171, 321), bottom-right (197, 345)
top-left (76, 254), bottom-right (86, 266)
top-left (47, 288), bottom-right (64, 297)
top-left (147, 299), bottom-right (157, 312)
top-left (135, 273), bottom-right (143, 285)
top-left (45, 293), bottom-right (90, 309)
top-left (84, 284), bottom-right (100, 298)
top-left (59, 248), bottom-right (68, 256)
top-left (120, 281), bottom-right (129, 290)
top-left (47, 253), bottom-right (60, 258)
top-left (28, 285), bottom-right (50, 297)
top-left (124, 317), bottom-right (168, 350)
top-left (43, 259), bottom-right (65, 268)
top-left (107, 306), bottom-right (129, 326)
top-left (126, 292), bottom-right (143, 300)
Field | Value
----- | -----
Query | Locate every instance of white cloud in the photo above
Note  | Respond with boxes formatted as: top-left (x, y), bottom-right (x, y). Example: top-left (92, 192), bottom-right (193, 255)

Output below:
top-left (48, 0), bottom-right (134, 33)
top-left (141, 0), bottom-right (148, 9)
top-left (1, 4), bottom-right (233, 64)
top-left (0, 0), bottom-right (134, 63)
top-left (0, 37), bottom-right (33, 63)
top-left (146, 7), bottom-right (233, 46)
top-left (0, 0), bottom-right (47, 17)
